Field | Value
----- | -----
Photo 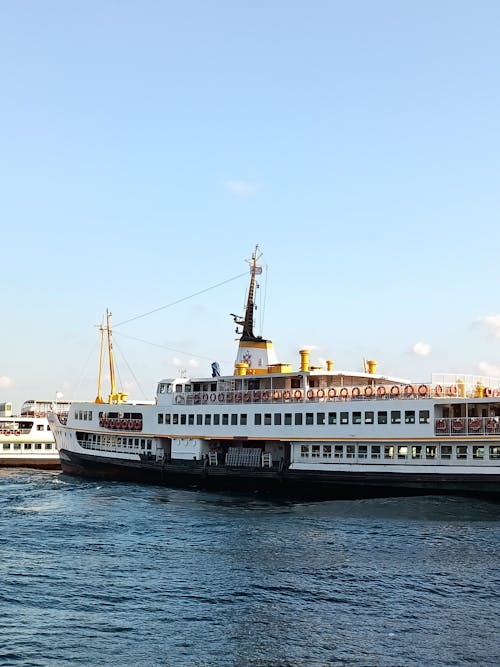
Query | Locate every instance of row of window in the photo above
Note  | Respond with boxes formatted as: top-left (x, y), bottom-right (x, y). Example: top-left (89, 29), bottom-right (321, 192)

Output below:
top-left (157, 409), bottom-right (431, 427)
top-left (2, 443), bottom-right (53, 451)
top-left (299, 443), bottom-right (500, 461)
top-left (79, 434), bottom-right (153, 454)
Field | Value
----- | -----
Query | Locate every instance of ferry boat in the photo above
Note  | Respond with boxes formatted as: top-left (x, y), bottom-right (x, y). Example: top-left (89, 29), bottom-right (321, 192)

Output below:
top-left (48, 248), bottom-right (500, 499)
top-left (1, 399), bottom-right (70, 469)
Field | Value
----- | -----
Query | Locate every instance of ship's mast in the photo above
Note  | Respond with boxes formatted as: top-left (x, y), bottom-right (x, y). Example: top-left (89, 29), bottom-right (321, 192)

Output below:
top-left (237, 245), bottom-right (262, 342)
top-left (95, 309), bottom-right (127, 405)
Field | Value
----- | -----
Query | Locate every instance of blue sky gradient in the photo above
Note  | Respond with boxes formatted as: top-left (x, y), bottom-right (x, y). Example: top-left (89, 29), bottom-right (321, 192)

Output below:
top-left (1, 1), bottom-right (500, 411)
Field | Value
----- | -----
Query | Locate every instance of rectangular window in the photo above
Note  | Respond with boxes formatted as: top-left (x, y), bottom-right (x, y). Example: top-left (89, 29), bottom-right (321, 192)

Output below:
top-left (317, 412), bottom-right (325, 425)
top-left (214, 414), bottom-right (220, 425)
top-left (378, 411), bottom-right (387, 424)
top-left (181, 414), bottom-right (186, 425)
top-left (241, 414), bottom-right (247, 426)
top-left (365, 411), bottom-right (374, 424)
top-left (441, 445), bottom-right (452, 459)
top-left (456, 445), bottom-right (468, 460)
top-left (490, 446), bottom-right (500, 460)
top-left (284, 413), bottom-right (292, 425)
top-left (411, 445), bottom-right (422, 459)
top-left (222, 414), bottom-right (229, 425)
top-left (473, 446), bottom-right (484, 459)
top-left (371, 445), bottom-right (381, 459)
top-left (24, 443), bottom-right (32, 450)
top-left (254, 414), bottom-right (262, 426)
top-left (231, 414), bottom-right (238, 425)
top-left (196, 414), bottom-right (202, 425)
top-left (425, 445), bottom-right (436, 459)
top-left (391, 411), bottom-right (401, 424)
top-left (419, 410), bottom-right (430, 424)
top-left (358, 445), bottom-right (368, 459)
top-left (323, 445), bottom-right (332, 458)
top-left (328, 412), bottom-right (337, 425)
top-left (346, 444), bottom-right (355, 458)
top-left (397, 445), bottom-right (407, 459)
top-left (158, 414), bottom-right (164, 424)
top-left (300, 445), bottom-right (309, 458)
top-left (384, 445), bottom-right (394, 459)
top-left (2, 443), bottom-right (10, 450)
top-left (306, 413), bottom-right (313, 425)
top-left (264, 413), bottom-right (272, 425)
top-left (173, 414), bottom-right (179, 425)
top-left (204, 414), bottom-right (211, 425)
top-left (334, 445), bottom-right (343, 458)
top-left (311, 445), bottom-right (320, 458)
top-left (353, 412), bottom-right (362, 425)
top-left (295, 413), bottom-right (303, 426)
top-left (165, 414), bottom-right (171, 425)
top-left (405, 411), bottom-right (415, 424)
top-left (188, 414), bottom-right (194, 425)
top-left (340, 412), bottom-right (349, 424)
top-left (274, 413), bottom-right (281, 425)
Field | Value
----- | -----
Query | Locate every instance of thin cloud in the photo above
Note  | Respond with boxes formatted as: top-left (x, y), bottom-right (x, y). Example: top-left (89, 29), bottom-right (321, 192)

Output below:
top-left (478, 361), bottom-right (500, 377)
top-left (411, 341), bottom-right (431, 357)
top-left (476, 315), bottom-right (500, 339)
top-left (224, 180), bottom-right (257, 196)
top-left (0, 376), bottom-right (13, 388)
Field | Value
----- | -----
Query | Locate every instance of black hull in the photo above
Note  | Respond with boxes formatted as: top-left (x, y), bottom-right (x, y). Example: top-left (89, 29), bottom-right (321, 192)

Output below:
top-left (59, 449), bottom-right (500, 501)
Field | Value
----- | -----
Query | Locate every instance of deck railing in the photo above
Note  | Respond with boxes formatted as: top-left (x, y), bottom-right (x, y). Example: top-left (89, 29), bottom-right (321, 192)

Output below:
top-left (434, 416), bottom-right (500, 436)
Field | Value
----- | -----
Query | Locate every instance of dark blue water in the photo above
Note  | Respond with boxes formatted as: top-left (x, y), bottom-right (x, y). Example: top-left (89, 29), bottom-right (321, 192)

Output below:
top-left (0, 470), bottom-right (499, 667)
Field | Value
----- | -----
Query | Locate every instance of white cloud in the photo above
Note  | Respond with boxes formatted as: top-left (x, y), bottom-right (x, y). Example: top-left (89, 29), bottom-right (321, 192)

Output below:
top-left (476, 314), bottom-right (500, 339)
top-left (478, 361), bottom-right (500, 377)
top-left (224, 180), bottom-right (257, 196)
top-left (411, 341), bottom-right (431, 357)
top-left (0, 376), bottom-right (13, 388)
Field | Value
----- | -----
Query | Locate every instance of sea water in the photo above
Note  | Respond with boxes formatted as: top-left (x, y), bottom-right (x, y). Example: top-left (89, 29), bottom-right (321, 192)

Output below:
top-left (0, 469), bottom-right (499, 667)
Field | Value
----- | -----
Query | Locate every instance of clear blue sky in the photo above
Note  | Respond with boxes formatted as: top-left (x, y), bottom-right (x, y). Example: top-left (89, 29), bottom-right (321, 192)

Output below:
top-left (1, 1), bottom-right (500, 411)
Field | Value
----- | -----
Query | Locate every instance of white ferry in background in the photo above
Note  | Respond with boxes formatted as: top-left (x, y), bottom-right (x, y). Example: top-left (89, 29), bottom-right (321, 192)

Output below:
top-left (0, 399), bottom-right (70, 469)
top-left (48, 248), bottom-right (500, 500)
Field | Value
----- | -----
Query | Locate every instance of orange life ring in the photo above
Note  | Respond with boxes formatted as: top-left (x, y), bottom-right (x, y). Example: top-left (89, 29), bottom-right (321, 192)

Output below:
top-left (469, 418), bottom-right (481, 432)
top-left (317, 388), bottom-right (325, 399)
top-left (364, 386), bottom-right (374, 397)
top-left (435, 385), bottom-right (443, 397)
top-left (448, 385), bottom-right (458, 396)
top-left (202, 393), bottom-right (209, 402)
top-left (194, 393), bottom-right (200, 403)
top-left (273, 391), bottom-right (281, 400)
top-left (418, 384), bottom-right (428, 397)
top-left (340, 388), bottom-right (349, 398)
top-left (306, 389), bottom-right (315, 399)
top-left (390, 386), bottom-right (400, 397)
top-left (484, 388), bottom-right (493, 397)
top-left (283, 390), bottom-right (291, 400)
top-left (452, 418), bottom-right (465, 431)
top-left (210, 392), bottom-right (216, 402)
top-left (262, 391), bottom-right (269, 402)
top-left (404, 385), bottom-right (414, 397)
top-left (14, 430), bottom-right (20, 436)
top-left (294, 389), bottom-right (303, 400)
top-left (218, 392), bottom-right (225, 402)
top-left (328, 388), bottom-right (336, 399)
top-left (243, 392), bottom-right (251, 402)
top-left (351, 387), bottom-right (360, 398)
top-left (376, 386), bottom-right (386, 397)
top-left (5, 431), bottom-right (10, 436)
top-left (487, 418), bottom-right (498, 431)
top-left (435, 419), bottom-right (447, 431)
top-left (235, 392), bottom-right (242, 403)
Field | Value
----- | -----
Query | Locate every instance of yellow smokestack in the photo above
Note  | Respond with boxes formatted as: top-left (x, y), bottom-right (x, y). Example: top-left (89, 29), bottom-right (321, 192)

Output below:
top-left (326, 359), bottom-right (334, 371)
top-left (299, 349), bottom-right (310, 372)
top-left (366, 360), bottom-right (377, 374)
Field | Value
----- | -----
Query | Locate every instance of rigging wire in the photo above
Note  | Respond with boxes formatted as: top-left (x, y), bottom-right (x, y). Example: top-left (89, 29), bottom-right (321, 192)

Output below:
top-left (113, 270), bottom-right (249, 328)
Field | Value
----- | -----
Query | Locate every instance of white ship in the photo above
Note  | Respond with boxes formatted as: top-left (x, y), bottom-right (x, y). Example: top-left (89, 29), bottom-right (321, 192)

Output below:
top-left (1, 399), bottom-right (70, 469)
top-left (48, 248), bottom-right (500, 499)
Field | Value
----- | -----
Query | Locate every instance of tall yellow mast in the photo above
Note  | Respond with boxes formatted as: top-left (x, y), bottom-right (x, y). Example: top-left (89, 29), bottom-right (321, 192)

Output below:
top-left (94, 309), bottom-right (128, 405)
